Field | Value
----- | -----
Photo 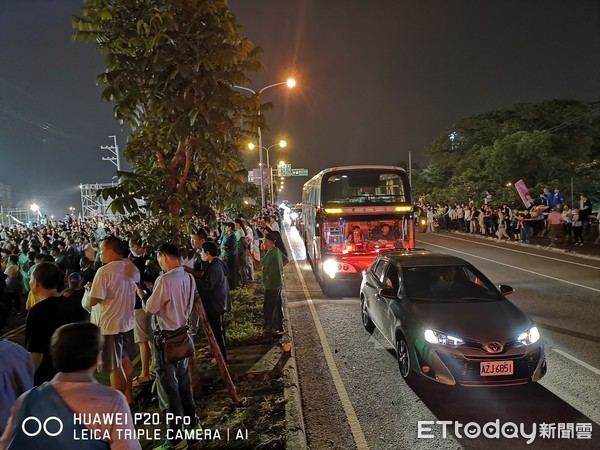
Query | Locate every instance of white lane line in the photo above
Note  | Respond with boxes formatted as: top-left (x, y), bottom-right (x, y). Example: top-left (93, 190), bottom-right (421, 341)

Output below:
top-left (419, 234), bottom-right (600, 270)
top-left (552, 348), bottom-right (600, 376)
top-left (286, 235), bottom-right (370, 450)
top-left (421, 241), bottom-right (600, 294)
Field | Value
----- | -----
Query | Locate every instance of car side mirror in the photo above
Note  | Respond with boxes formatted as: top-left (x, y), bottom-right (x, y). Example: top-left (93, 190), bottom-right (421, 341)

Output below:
top-left (379, 287), bottom-right (401, 300)
top-left (499, 284), bottom-right (514, 295)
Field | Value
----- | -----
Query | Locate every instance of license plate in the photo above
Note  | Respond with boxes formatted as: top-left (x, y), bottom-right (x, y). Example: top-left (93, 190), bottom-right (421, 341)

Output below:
top-left (480, 360), bottom-right (513, 376)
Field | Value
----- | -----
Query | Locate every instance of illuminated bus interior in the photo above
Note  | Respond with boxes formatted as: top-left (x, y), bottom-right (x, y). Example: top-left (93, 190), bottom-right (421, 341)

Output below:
top-left (323, 170), bottom-right (408, 205)
top-left (323, 219), bottom-right (410, 254)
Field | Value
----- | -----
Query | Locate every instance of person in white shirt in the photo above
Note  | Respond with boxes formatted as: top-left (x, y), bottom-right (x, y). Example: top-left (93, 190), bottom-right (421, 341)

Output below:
top-left (144, 243), bottom-right (199, 450)
top-left (269, 215), bottom-right (281, 232)
top-left (83, 236), bottom-right (139, 404)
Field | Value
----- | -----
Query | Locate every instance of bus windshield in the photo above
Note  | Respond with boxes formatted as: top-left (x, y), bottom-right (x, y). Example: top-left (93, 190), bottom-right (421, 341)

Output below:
top-left (323, 219), bottom-right (410, 254)
top-left (322, 170), bottom-right (408, 206)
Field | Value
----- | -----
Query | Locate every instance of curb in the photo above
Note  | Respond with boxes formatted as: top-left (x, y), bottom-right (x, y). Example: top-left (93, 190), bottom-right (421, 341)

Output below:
top-left (281, 288), bottom-right (307, 450)
top-left (280, 228), bottom-right (308, 450)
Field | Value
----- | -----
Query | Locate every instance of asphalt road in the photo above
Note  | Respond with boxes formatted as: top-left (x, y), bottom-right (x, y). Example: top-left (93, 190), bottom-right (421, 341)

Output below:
top-left (284, 226), bottom-right (600, 450)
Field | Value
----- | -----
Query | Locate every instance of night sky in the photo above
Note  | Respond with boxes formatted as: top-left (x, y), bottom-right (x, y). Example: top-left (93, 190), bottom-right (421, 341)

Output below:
top-left (1, 0), bottom-right (599, 216)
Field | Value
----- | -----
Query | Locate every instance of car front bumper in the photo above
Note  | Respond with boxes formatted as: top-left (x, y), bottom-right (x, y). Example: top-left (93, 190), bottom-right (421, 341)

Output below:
top-left (413, 341), bottom-right (547, 387)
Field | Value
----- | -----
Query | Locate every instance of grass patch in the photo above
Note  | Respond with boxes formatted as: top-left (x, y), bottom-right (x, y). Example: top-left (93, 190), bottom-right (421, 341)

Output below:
top-left (225, 282), bottom-right (265, 346)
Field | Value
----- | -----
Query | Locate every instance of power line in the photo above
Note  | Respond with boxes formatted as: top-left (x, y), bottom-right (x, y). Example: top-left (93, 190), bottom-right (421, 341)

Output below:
top-left (544, 106), bottom-right (600, 133)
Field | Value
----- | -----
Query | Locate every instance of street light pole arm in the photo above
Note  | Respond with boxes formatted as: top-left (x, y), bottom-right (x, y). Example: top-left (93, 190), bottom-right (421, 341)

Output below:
top-left (258, 81), bottom-right (288, 94)
top-left (232, 85), bottom-right (257, 95)
top-left (233, 79), bottom-right (294, 209)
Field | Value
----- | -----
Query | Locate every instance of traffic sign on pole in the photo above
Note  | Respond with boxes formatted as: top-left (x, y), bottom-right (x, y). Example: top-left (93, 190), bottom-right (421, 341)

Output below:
top-left (291, 168), bottom-right (309, 176)
top-left (277, 164), bottom-right (292, 177)
top-left (252, 168), bottom-right (271, 185)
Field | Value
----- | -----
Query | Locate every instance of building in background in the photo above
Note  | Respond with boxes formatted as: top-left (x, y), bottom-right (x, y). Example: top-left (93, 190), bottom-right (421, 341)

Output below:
top-left (0, 183), bottom-right (12, 209)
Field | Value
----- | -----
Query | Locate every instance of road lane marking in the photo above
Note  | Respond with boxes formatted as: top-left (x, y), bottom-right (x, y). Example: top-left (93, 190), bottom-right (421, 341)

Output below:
top-left (552, 348), bottom-right (600, 376)
top-left (286, 235), bottom-right (370, 450)
top-left (419, 234), bottom-right (600, 270)
top-left (420, 241), bottom-right (600, 294)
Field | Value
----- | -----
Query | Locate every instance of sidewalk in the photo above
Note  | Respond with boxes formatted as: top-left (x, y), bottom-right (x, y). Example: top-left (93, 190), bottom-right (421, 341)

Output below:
top-left (128, 278), bottom-right (306, 449)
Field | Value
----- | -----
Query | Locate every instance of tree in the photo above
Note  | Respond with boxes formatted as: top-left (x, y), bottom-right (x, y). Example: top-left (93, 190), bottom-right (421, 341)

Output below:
top-left (423, 100), bottom-right (600, 206)
top-left (72, 0), bottom-right (264, 242)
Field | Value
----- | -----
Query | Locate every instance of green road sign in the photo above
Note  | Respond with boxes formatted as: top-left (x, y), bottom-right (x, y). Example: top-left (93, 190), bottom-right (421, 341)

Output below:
top-left (291, 168), bottom-right (309, 176)
top-left (277, 164), bottom-right (292, 177)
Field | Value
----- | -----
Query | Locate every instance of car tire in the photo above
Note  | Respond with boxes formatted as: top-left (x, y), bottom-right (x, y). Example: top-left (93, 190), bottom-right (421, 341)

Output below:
top-left (361, 296), bottom-right (375, 334)
top-left (396, 336), bottom-right (415, 383)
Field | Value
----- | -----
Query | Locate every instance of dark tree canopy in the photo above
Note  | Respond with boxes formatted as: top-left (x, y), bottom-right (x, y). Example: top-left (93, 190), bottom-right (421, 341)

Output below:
top-left (73, 0), bottom-right (265, 243)
top-left (412, 99), bottom-right (600, 206)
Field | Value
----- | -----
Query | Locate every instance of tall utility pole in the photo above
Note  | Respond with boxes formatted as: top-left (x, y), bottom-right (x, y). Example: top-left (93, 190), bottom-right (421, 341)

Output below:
top-left (101, 135), bottom-right (121, 172)
top-left (408, 150), bottom-right (412, 187)
top-left (233, 78), bottom-right (296, 209)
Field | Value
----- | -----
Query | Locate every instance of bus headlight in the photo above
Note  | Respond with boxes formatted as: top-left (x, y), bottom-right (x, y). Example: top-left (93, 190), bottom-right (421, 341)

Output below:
top-left (323, 259), bottom-right (338, 278)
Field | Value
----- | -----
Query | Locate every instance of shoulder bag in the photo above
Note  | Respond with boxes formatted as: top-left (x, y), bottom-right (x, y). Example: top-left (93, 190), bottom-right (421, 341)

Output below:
top-left (157, 273), bottom-right (195, 364)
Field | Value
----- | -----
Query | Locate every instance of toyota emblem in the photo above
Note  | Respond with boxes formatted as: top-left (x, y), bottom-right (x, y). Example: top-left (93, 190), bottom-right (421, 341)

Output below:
top-left (486, 342), bottom-right (503, 353)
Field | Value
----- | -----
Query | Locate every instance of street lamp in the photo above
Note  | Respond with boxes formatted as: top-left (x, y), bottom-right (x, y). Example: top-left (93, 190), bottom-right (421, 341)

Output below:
top-left (30, 203), bottom-right (40, 222)
top-left (248, 139), bottom-right (288, 205)
top-left (234, 78), bottom-right (296, 208)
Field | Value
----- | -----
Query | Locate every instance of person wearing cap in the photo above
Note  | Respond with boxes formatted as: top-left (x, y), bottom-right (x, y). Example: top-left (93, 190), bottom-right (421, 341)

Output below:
top-left (252, 233), bottom-right (288, 335)
top-left (62, 272), bottom-right (91, 322)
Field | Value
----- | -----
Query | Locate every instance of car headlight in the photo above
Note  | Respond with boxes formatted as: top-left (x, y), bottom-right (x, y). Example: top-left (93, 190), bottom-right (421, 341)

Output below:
top-left (517, 326), bottom-right (540, 345)
top-left (323, 259), bottom-right (338, 278)
top-left (424, 329), bottom-right (464, 346)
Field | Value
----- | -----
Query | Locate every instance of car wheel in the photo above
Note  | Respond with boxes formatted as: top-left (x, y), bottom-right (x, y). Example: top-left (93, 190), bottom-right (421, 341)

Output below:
top-left (396, 337), bottom-right (415, 382)
top-left (361, 296), bottom-right (375, 334)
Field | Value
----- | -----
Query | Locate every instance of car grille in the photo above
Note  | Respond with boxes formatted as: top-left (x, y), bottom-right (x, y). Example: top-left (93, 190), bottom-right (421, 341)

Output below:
top-left (462, 337), bottom-right (519, 355)
top-left (436, 349), bottom-right (542, 385)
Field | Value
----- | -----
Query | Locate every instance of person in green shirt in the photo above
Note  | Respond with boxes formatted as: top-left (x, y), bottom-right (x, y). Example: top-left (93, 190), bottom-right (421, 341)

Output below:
top-left (253, 232), bottom-right (288, 335)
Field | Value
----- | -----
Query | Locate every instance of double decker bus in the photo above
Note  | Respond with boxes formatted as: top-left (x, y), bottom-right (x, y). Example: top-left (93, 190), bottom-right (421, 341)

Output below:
top-left (301, 165), bottom-right (414, 288)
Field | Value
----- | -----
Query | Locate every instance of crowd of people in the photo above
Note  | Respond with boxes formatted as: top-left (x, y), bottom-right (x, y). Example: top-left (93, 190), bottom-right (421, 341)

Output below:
top-left (0, 205), bottom-right (289, 450)
top-left (418, 191), bottom-right (598, 246)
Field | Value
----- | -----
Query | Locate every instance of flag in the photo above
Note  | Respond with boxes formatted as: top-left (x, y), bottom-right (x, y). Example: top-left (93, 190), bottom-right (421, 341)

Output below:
top-left (515, 180), bottom-right (533, 208)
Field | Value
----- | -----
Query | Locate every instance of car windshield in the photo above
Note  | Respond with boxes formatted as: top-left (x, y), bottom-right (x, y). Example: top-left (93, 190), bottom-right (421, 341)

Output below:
top-left (403, 265), bottom-right (502, 302)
